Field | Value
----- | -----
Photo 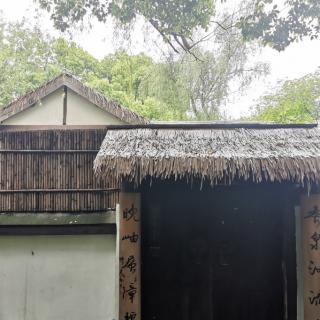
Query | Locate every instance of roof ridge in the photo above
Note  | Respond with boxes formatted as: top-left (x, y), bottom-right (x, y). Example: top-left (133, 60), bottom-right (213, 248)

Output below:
top-left (0, 73), bottom-right (149, 125)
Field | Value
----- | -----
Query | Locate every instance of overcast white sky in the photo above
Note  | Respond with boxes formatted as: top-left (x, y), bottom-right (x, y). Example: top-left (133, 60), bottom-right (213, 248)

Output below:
top-left (1, 0), bottom-right (320, 118)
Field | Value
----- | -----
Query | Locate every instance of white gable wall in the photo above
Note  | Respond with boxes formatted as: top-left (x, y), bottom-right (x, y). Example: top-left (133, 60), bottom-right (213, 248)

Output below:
top-left (3, 88), bottom-right (64, 125)
top-left (2, 87), bottom-right (126, 125)
top-left (67, 89), bottom-right (124, 125)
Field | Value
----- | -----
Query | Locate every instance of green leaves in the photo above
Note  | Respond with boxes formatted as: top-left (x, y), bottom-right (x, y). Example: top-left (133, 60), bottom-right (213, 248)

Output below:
top-left (0, 12), bottom-right (267, 122)
top-left (0, 16), bottom-right (178, 120)
top-left (252, 73), bottom-right (320, 123)
top-left (241, 0), bottom-right (320, 51)
top-left (0, 18), bottom-right (58, 106)
top-left (35, 0), bottom-right (215, 53)
top-left (35, 0), bottom-right (320, 54)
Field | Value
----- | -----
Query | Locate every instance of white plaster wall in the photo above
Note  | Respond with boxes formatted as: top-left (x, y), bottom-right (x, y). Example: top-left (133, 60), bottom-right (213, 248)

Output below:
top-left (2, 88), bottom-right (126, 125)
top-left (0, 234), bottom-right (116, 320)
top-left (66, 89), bottom-right (124, 125)
top-left (3, 89), bottom-right (64, 125)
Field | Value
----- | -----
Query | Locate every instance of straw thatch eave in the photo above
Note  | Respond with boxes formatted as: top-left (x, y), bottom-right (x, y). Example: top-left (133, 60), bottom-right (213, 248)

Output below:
top-left (0, 73), bottom-right (148, 125)
top-left (94, 126), bottom-right (320, 187)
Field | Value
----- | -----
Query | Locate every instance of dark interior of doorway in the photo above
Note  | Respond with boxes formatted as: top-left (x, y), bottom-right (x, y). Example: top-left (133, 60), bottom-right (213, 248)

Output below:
top-left (141, 181), bottom-right (297, 320)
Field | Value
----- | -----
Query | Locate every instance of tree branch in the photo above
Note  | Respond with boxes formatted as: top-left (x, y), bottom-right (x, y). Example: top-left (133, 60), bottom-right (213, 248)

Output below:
top-left (211, 20), bottom-right (237, 31)
top-left (148, 19), bottom-right (180, 54)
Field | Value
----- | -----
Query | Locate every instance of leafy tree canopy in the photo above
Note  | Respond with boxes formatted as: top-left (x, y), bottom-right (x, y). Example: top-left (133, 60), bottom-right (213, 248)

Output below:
top-left (241, 0), bottom-right (320, 51)
top-left (0, 16), bottom-right (178, 119)
top-left (35, 0), bottom-right (320, 53)
top-left (0, 13), bottom-right (268, 121)
top-left (142, 33), bottom-right (268, 120)
top-left (251, 72), bottom-right (320, 123)
top-left (36, 0), bottom-right (214, 54)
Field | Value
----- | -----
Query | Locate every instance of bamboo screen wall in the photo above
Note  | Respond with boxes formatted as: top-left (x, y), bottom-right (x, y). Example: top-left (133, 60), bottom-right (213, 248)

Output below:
top-left (0, 128), bottom-right (119, 212)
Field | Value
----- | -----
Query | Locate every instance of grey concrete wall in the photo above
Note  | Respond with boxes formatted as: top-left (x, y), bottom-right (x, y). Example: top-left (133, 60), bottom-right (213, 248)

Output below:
top-left (0, 235), bottom-right (116, 320)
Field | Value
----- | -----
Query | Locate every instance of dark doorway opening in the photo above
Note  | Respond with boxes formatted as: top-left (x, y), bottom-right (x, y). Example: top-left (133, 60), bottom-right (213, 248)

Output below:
top-left (141, 181), bottom-right (297, 320)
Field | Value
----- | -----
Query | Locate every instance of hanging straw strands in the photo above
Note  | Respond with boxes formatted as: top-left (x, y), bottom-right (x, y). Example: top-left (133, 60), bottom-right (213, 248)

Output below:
top-left (94, 125), bottom-right (320, 188)
top-left (0, 128), bottom-right (119, 212)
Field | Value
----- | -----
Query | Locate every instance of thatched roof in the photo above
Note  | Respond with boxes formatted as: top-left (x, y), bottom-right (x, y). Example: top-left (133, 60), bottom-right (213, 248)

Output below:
top-left (94, 122), bottom-right (320, 187)
top-left (0, 73), bottom-right (148, 125)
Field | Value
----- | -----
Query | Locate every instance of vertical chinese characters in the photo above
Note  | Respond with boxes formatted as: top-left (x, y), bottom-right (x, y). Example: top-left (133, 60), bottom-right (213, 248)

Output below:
top-left (304, 202), bottom-right (320, 318)
top-left (120, 200), bottom-right (140, 320)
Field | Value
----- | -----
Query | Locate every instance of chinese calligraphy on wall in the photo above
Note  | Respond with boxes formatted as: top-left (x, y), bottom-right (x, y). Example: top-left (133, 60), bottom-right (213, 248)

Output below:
top-left (302, 196), bottom-right (320, 320)
top-left (119, 193), bottom-right (141, 320)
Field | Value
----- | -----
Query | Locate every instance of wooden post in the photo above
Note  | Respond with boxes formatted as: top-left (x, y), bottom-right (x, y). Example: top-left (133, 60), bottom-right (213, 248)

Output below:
top-left (283, 189), bottom-right (297, 320)
top-left (115, 203), bottom-right (120, 320)
top-left (118, 192), bottom-right (141, 320)
top-left (295, 206), bottom-right (305, 320)
top-left (301, 194), bottom-right (320, 320)
top-left (62, 86), bottom-right (67, 125)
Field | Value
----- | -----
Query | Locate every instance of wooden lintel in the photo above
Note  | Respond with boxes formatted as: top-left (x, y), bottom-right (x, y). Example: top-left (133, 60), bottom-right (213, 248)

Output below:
top-left (0, 188), bottom-right (120, 193)
top-left (0, 224), bottom-right (116, 235)
top-left (0, 150), bottom-right (99, 153)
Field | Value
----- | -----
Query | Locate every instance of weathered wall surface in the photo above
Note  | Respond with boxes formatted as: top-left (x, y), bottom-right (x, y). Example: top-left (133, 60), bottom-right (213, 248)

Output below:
top-left (0, 129), bottom-right (119, 212)
top-left (3, 89), bottom-right (64, 125)
top-left (67, 89), bottom-right (124, 125)
top-left (2, 88), bottom-right (125, 125)
top-left (0, 87), bottom-right (121, 319)
top-left (0, 234), bottom-right (116, 320)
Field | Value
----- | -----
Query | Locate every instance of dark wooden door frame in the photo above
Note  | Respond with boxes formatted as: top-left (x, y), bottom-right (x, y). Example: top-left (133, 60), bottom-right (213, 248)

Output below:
top-left (283, 189), bottom-right (298, 320)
